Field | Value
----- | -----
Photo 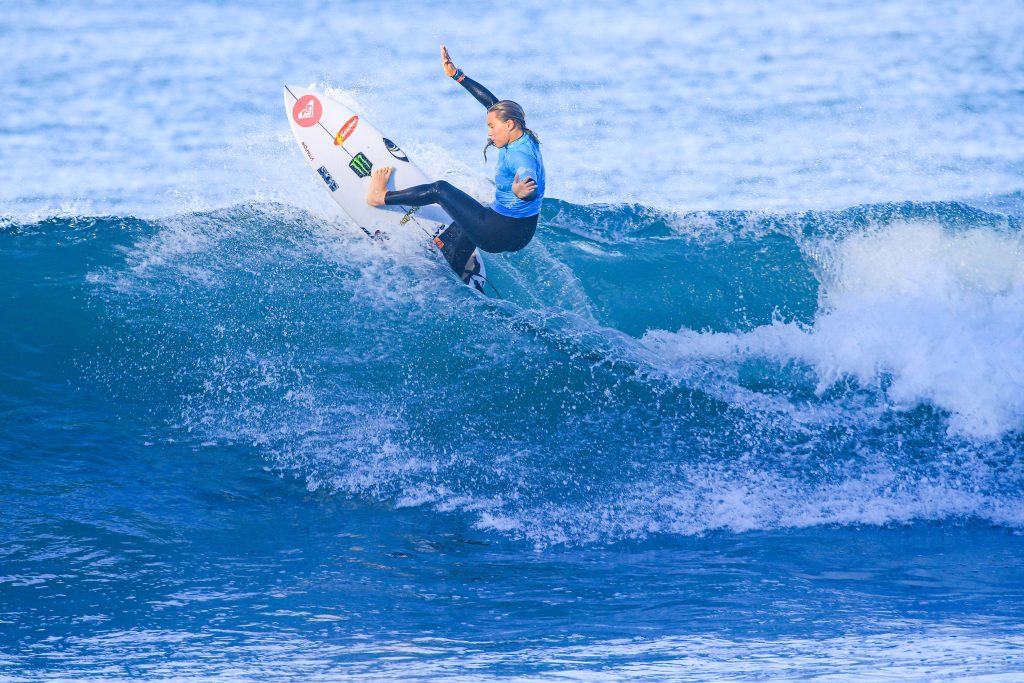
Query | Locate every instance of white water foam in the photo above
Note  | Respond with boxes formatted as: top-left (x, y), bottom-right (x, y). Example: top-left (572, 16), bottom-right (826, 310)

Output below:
top-left (29, 622), bottom-right (1024, 681)
top-left (640, 220), bottom-right (1024, 439)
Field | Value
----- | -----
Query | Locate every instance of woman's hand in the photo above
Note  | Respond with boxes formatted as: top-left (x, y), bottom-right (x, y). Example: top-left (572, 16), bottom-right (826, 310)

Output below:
top-left (441, 45), bottom-right (458, 78)
top-left (512, 171), bottom-right (537, 200)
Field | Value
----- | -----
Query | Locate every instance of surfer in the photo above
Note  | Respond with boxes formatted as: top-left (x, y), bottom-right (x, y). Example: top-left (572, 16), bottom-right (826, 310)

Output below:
top-left (367, 45), bottom-right (545, 253)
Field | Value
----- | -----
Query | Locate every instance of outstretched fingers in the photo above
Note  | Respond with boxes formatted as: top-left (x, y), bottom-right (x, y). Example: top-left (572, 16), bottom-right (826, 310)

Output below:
top-left (440, 45), bottom-right (456, 77)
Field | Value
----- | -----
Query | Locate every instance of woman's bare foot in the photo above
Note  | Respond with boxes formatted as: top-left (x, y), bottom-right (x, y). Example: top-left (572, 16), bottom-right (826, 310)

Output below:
top-left (366, 166), bottom-right (394, 206)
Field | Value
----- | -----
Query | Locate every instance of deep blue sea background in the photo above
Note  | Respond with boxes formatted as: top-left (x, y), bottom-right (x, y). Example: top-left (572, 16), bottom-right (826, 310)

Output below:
top-left (3, 1), bottom-right (1024, 680)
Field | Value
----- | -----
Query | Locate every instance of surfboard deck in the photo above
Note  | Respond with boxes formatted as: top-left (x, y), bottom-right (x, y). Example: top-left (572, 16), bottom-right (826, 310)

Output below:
top-left (283, 85), bottom-right (486, 293)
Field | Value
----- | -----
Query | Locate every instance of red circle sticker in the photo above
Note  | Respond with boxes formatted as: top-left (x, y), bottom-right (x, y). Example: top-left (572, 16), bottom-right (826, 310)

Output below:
top-left (292, 95), bottom-right (322, 128)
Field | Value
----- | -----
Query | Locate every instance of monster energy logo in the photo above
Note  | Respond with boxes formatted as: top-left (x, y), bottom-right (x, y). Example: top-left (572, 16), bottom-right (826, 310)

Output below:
top-left (348, 152), bottom-right (373, 178)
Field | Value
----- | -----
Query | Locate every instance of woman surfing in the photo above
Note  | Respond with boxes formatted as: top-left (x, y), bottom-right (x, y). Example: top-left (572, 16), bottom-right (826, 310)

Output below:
top-left (367, 45), bottom-right (545, 254)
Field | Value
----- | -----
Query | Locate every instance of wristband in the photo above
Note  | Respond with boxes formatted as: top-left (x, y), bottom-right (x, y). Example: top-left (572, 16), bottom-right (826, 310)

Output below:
top-left (452, 68), bottom-right (465, 82)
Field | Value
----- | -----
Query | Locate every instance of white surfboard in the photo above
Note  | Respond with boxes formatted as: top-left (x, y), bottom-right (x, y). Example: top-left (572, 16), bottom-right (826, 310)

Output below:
top-left (283, 85), bottom-right (488, 293)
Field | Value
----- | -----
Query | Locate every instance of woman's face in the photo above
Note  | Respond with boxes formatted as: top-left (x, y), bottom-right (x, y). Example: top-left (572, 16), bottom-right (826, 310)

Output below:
top-left (486, 111), bottom-right (517, 148)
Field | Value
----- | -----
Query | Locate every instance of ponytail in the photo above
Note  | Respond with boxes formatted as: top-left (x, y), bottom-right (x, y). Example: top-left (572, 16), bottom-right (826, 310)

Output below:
top-left (483, 100), bottom-right (540, 161)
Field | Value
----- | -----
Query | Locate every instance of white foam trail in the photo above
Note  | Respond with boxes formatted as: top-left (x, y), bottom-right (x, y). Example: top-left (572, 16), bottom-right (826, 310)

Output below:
top-left (641, 220), bottom-right (1024, 439)
top-left (35, 625), bottom-right (1024, 681)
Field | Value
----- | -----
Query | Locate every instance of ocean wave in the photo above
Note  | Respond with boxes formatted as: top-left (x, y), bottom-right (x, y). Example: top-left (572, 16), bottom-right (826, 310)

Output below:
top-left (3, 199), bottom-right (1022, 545)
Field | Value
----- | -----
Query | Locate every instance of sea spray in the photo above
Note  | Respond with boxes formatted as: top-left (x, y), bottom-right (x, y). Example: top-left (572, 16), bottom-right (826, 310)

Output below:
top-left (5, 201), bottom-right (1021, 550)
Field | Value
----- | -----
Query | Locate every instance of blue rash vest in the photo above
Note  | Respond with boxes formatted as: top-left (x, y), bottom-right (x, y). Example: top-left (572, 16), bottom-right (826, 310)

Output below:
top-left (492, 133), bottom-right (545, 218)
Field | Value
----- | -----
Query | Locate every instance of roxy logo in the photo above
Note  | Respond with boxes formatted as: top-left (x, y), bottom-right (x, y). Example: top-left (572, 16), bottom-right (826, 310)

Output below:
top-left (292, 95), bottom-right (322, 128)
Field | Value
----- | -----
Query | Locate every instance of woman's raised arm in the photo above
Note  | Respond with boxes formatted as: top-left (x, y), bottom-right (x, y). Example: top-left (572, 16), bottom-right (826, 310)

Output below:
top-left (441, 45), bottom-right (498, 108)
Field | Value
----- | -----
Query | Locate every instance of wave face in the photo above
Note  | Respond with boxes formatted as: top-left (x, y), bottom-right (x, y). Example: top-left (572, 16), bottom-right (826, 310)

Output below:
top-left (4, 199), bottom-right (1022, 549)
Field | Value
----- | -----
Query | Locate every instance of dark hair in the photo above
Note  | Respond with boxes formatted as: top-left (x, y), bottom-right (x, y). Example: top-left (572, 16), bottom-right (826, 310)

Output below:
top-left (484, 100), bottom-right (540, 160)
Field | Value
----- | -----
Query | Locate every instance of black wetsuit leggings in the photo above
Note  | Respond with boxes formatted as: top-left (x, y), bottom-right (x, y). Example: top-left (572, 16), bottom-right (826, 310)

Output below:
top-left (383, 72), bottom-right (538, 254)
top-left (385, 180), bottom-right (537, 254)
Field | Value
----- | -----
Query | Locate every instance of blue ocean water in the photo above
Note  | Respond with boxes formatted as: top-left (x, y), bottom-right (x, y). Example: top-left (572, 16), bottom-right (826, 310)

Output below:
top-left (3, 1), bottom-right (1024, 680)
